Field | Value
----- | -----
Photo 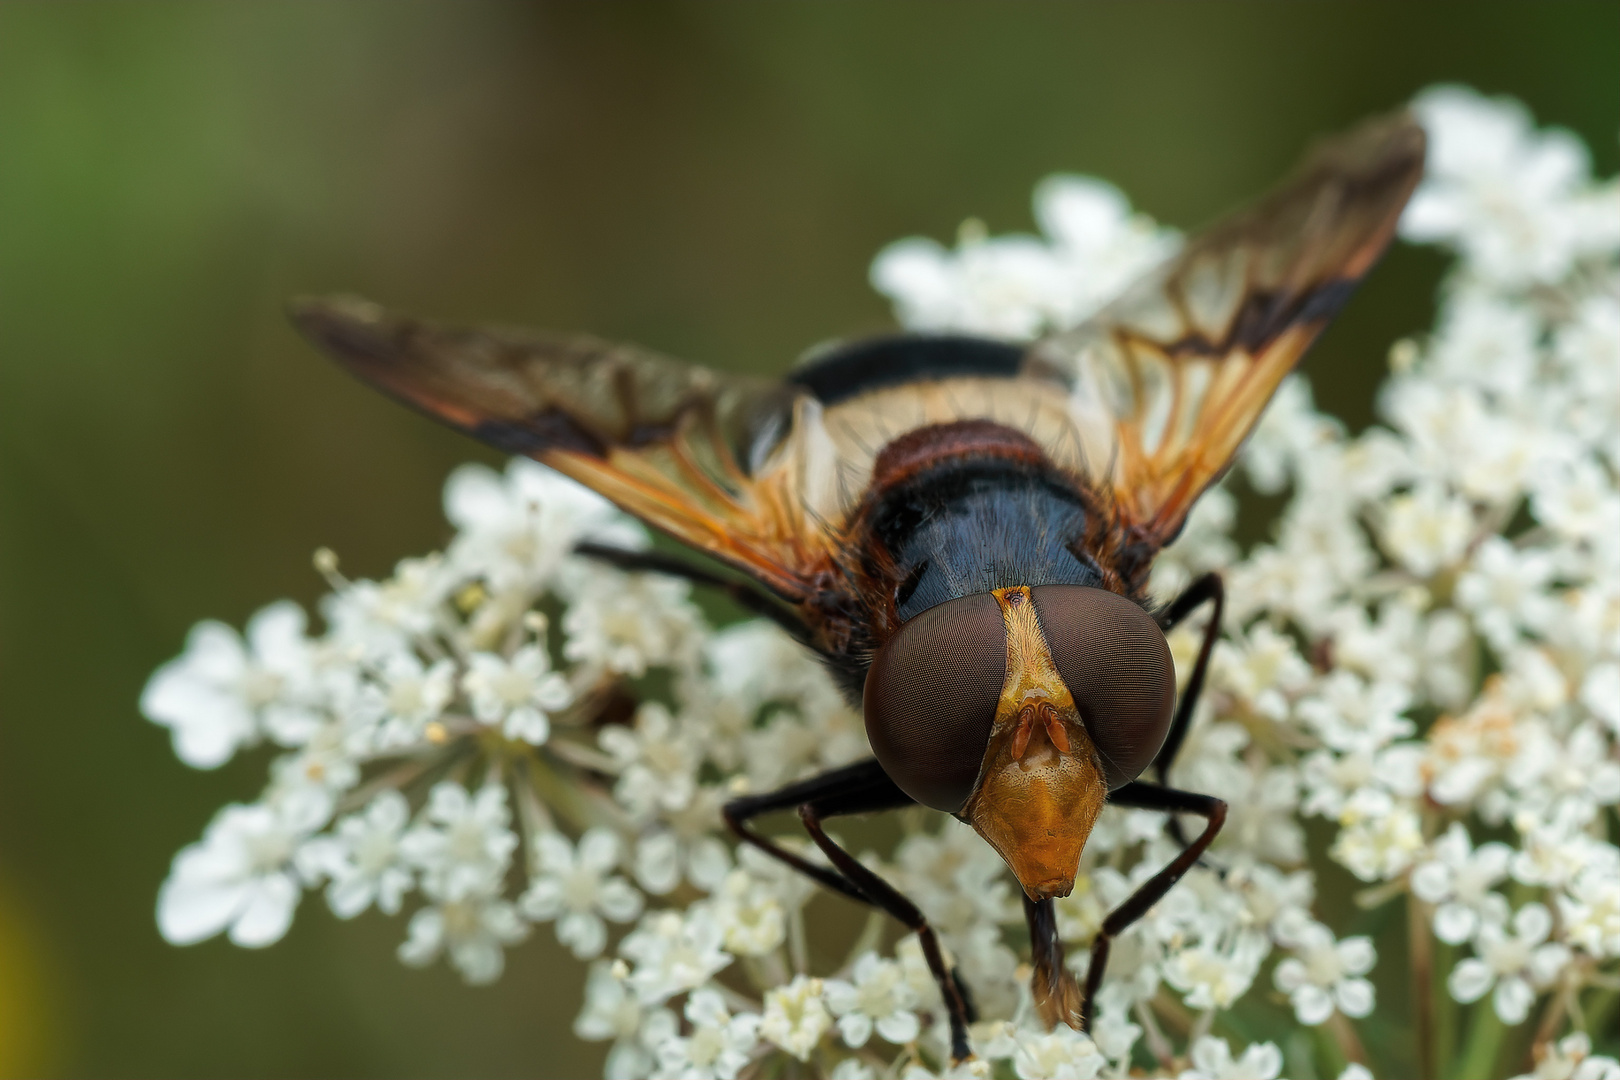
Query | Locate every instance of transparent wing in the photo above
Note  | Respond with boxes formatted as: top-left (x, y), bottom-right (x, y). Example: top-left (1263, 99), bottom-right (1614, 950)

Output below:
top-left (1028, 110), bottom-right (1426, 549)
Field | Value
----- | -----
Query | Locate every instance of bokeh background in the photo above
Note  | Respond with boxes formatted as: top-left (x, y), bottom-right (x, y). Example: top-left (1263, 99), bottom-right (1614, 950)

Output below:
top-left (0, 2), bottom-right (1615, 1076)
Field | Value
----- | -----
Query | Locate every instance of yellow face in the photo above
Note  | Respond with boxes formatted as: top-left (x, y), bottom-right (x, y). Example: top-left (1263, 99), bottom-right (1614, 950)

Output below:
top-left (961, 586), bottom-right (1108, 903)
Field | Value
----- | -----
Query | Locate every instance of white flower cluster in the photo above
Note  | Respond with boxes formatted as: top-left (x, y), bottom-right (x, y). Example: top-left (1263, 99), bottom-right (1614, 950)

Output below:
top-left (145, 86), bottom-right (1620, 1079)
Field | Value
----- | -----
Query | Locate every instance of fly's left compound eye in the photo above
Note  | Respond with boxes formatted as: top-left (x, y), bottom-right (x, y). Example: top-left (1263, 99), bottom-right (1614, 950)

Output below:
top-left (863, 593), bottom-right (1006, 813)
top-left (1030, 585), bottom-right (1175, 790)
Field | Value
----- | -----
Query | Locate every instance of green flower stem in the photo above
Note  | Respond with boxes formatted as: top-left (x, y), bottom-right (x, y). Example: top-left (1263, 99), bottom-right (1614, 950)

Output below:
top-left (1312, 1021), bottom-right (1348, 1079)
top-left (1327, 1011), bottom-right (1368, 1071)
top-left (1434, 940), bottom-right (1460, 1080)
top-left (1451, 1000), bottom-right (1506, 1080)
top-left (1409, 893), bottom-right (1436, 1080)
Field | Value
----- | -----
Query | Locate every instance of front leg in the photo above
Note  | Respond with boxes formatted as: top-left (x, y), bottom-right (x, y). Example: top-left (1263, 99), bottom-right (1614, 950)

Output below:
top-left (723, 759), bottom-right (977, 1063)
top-left (1077, 781), bottom-right (1226, 1032)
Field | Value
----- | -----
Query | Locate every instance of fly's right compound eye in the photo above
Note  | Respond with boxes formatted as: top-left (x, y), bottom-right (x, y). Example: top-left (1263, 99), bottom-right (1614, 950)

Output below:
top-left (862, 593), bottom-right (1007, 813)
top-left (1030, 585), bottom-right (1174, 790)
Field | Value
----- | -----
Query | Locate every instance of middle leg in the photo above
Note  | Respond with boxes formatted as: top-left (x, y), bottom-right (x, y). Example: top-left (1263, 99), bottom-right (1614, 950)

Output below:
top-left (1074, 780), bottom-right (1226, 1031)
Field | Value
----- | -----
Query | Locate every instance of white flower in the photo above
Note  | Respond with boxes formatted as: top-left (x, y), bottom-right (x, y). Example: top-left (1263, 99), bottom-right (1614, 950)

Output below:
top-left (462, 645), bottom-right (572, 745)
top-left (871, 174), bottom-right (1175, 339)
top-left (1178, 1036), bottom-right (1284, 1080)
top-left (399, 782), bottom-right (518, 901)
top-left (1403, 86), bottom-right (1603, 286)
top-left (267, 715), bottom-right (363, 797)
top-left (1031, 173), bottom-right (1179, 315)
top-left (1557, 295), bottom-right (1620, 461)
top-left (600, 703), bottom-right (702, 820)
top-left (1511, 802), bottom-right (1618, 889)
top-left (1428, 291), bottom-right (1542, 398)
top-left (650, 987), bottom-right (760, 1080)
top-left (891, 816), bottom-right (1019, 935)
top-left (1448, 902), bottom-right (1569, 1023)
top-left (1559, 865), bottom-right (1620, 959)
top-left (870, 233), bottom-right (1059, 340)
top-left (1273, 915), bottom-right (1376, 1025)
top-left (157, 790), bottom-right (330, 947)
top-left (1509, 721), bottom-right (1620, 822)
top-left (397, 886), bottom-right (528, 985)
top-left (575, 961), bottom-right (666, 1080)
top-left (1512, 1032), bottom-right (1620, 1080)
top-left (1229, 863), bottom-right (1316, 941)
top-left (1331, 787), bottom-right (1425, 881)
top-left (1301, 743), bottom-right (1424, 820)
top-left (1379, 484), bottom-right (1474, 578)
top-left (444, 458), bottom-right (643, 590)
top-left (1423, 686), bottom-right (1527, 808)
top-left (633, 829), bottom-right (732, 897)
top-left (322, 555), bottom-right (453, 657)
top-left (1213, 621), bottom-right (1312, 720)
top-left (1295, 672), bottom-right (1414, 753)
top-left (759, 975), bottom-right (832, 1061)
top-left (1212, 761), bottom-right (1305, 865)
top-left (1456, 536), bottom-right (1559, 654)
top-left (141, 600), bottom-right (316, 767)
top-left (1086, 986), bottom-right (1143, 1065)
top-left (823, 951), bottom-right (920, 1048)
top-left (620, 908), bottom-right (733, 1005)
top-left (302, 790), bottom-right (413, 918)
top-left (1580, 663), bottom-right (1620, 735)
top-left (562, 567), bottom-right (701, 678)
top-left (1532, 459), bottom-right (1620, 544)
top-left (702, 619), bottom-right (831, 713)
top-left (1410, 822), bottom-right (1513, 944)
top-left (1162, 930), bottom-right (1269, 1011)
top-left (1011, 1025), bottom-right (1106, 1080)
top-left (362, 652), bottom-right (455, 750)
top-left (702, 870), bottom-right (786, 957)
top-left (520, 828), bottom-right (643, 959)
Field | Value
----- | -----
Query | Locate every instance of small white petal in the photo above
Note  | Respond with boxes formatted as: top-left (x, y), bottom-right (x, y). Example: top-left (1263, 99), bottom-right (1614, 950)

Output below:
top-left (1294, 985), bottom-right (1335, 1026)
top-left (558, 911), bottom-right (607, 960)
top-left (1335, 978), bottom-right (1376, 1018)
top-left (578, 828), bottom-right (621, 874)
top-left (1493, 976), bottom-right (1534, 1024)
top-left (837, 1011), bottom-right (873, 1049)
top-left (157, 878), bottom-right (246, 945)
top-left (227, 874), bottom-right (300, 947)
top-left (1434, 903), bottom-right (1479, 945)
top-left (1448, 959), bottom-right (1494, 1003)
top-left (875, 1009), bottom-right (920, 1045)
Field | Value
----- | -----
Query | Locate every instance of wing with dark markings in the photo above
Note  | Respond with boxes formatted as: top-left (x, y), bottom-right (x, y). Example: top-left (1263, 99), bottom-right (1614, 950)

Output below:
top-left (289, 297), bottom-right (836, 600)
top-left (1027, 109), bottom-right (1426, 550)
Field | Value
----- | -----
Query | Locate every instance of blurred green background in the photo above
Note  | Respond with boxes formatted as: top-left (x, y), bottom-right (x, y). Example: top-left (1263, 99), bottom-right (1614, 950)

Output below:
top-left (0, 2), bottom-right (1614, 1076)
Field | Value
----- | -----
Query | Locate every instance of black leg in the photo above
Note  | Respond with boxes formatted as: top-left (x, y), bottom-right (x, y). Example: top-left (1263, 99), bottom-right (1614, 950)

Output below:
top-left (1079, 781), bottom-right (1226, 1031)
top-left (723, 759), bottom-right (976, 1063)
top-left (574, 541), bottom-right (813, 645)
top-left (1152, 572), bottom-right (1224, 786)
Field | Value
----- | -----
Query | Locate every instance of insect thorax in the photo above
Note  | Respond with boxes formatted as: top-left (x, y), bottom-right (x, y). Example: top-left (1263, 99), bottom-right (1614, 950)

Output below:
top-left (862, 424), bottom-right (1104, 624)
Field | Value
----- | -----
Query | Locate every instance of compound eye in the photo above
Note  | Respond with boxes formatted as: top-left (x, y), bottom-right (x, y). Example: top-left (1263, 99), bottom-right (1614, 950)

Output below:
top-left (863, 593), bottom-right (1006, 812)
top-left (1031, 585), bottom-right (1174, 789)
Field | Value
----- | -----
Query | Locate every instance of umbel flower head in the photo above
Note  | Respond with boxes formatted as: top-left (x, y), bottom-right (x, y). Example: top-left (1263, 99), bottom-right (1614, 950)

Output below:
top-left (145, 86), bottom-right (1620, 1079)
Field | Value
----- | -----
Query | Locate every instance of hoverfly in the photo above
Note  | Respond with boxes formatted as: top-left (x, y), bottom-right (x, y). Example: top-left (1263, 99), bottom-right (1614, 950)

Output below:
top-left (292, 111), bottom-right (1424, 1061)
